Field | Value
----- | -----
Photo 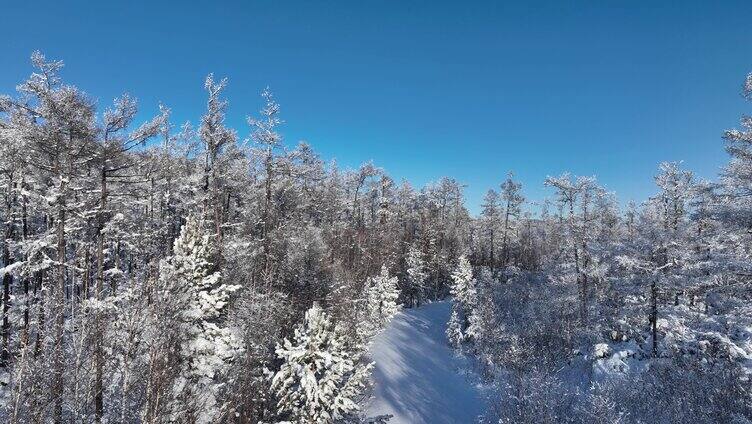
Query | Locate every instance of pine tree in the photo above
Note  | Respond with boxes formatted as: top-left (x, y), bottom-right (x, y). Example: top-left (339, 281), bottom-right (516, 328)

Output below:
top-left (271, 304), bottom-right (372, 423)
top-left (366, 265), bottom-right (401, 329)
top-left (446, 308), bottom-right (464, 348)
top-left (448, 256), bottom-right (477, 346)
top-left (405, 245), bottom-right (428, 307)
top-left (450, 256), bottom-right (477, 311)
top-left (162, 216), bottom-right (243, 423)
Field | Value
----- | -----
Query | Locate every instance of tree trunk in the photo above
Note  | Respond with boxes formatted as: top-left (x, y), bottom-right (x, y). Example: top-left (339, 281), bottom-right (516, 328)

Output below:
top-left (53, 179), bottom-right (66, 424)
top-left (1, 175), bottom-right (15, 367)
top-left (488, 227), bottom-right (494, 271)
top-left (34, 271), bottom-right (44, 358)
top-left (94, 167), bottom-right (106, 423)
top-left (262, 151), bottom-right (274, 285)
top-left (501, 201), bottom-right (511, 269)
top-left (21, 185), bottom-right (29, 347)
top-left (567, 199), bottom-right (585, 324)
top-left (650, 278), bottom-right (658, 357)
top-left (1, 243), bottom-right (11, 367)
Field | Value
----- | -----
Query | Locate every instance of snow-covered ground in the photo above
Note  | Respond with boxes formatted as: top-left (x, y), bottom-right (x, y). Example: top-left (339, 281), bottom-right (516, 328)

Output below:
top-left (365, 301), bottom-right (487, 424)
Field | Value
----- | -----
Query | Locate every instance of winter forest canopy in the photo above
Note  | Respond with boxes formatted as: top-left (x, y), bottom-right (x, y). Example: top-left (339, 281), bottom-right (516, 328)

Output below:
top-left (0, 51), bottom-right (751, 423)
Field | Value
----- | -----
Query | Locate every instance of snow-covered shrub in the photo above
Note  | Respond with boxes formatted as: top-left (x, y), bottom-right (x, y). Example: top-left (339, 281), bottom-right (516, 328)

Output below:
top-left (613, 359), bottom-right (752, 424)
top-left (494, 367), bottom-right (578, 424)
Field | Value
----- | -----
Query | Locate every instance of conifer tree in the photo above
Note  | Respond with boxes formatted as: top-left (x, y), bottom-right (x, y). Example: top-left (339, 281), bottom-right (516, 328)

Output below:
top-left (405, 245), bottom-right (428, 307)
top-left (271, 304), bottom-right (372, 423)
top-left (366, 265), bottom-right (401, 329)
top-left (446, 308), bottom-right (464, 348)
top-left (447, 256), bottom-right (477, 345)
top-left (162, 217), bottom-right (243, 423)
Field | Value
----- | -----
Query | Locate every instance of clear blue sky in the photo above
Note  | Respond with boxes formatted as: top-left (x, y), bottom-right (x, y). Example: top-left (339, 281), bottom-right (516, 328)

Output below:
top-left (2, 1), bottom-right (751, 214)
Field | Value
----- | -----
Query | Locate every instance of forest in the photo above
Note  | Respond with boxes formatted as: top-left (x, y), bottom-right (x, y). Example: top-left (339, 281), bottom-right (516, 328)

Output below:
top-left (0, 52), bottom-right (750, 423)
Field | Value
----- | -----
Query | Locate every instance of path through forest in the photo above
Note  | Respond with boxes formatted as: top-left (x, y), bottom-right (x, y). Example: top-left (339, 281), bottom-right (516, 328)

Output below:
top-left (365, 301), bottom-right (487, 423)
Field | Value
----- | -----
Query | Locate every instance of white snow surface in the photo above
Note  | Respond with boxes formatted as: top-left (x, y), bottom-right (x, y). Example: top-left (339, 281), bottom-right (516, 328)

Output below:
top-left (365, 300), bottom-right (486, 424)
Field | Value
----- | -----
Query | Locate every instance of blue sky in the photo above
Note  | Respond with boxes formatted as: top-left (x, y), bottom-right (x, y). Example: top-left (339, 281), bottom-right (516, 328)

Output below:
top-left (2, 1), bottom-right (751, 214)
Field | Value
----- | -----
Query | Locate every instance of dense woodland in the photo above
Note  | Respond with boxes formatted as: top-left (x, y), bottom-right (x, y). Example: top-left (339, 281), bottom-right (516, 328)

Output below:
top-left (0, 52), bottom-right (750, 423)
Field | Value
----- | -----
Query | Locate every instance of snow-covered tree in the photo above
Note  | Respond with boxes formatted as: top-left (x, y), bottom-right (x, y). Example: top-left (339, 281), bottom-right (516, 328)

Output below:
top-left (544, 173), bottom-right (601, 325)
top-left (405, 245), bottom-right (428, 307)
top-left (199, 74), bottom-right (237, 243)
top-left (366, 265), bottom-right (401, 329)
top-left (450, 256), bottom-right (476, 311)
top-left (447, 256), bottom-right (477, 345)
top-left (162, 216), bottom-right (243, 423)
top-left (271, 304), bottom-right (372, 423)
top-left (499, 172), bottom-right (525, 269)
top-left (446, 308), bottom-right (464, 348)
top-left (480, 189), bottom-right (500, 269)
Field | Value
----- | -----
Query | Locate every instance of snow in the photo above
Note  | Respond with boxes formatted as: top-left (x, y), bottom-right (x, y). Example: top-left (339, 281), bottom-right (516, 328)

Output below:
top-left (365, 301), bottom-right (486, 424)
top-left (0, 261), bottom-right (23, 278)
top-left (592, 339), bottom-right (647, 378)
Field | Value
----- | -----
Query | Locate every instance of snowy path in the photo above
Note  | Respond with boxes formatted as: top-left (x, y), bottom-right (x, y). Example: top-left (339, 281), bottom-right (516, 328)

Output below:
top-left (365, 301), bottom-right (486, 424)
